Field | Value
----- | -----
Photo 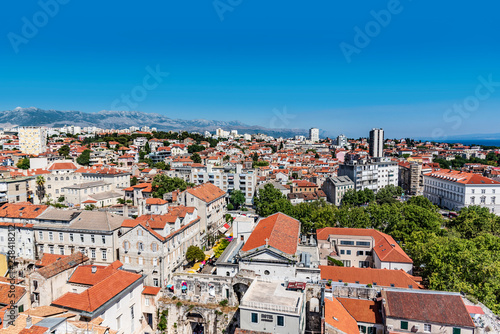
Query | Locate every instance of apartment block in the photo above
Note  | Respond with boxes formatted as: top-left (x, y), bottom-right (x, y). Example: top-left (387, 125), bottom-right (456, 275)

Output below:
top-left (18, 127), bottom-right (47, 155)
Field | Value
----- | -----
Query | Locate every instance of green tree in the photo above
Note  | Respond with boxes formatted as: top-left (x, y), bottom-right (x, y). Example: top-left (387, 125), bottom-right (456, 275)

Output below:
top-left (154, 161), bottom-right (167, 170)
top-left (130, 176), bottom-right (138, 186)
top-left (447, 206), bottom-right (500, 239)
top-left (16, 157), bottom-right (30, 169)
top-left (229, 190), bottom-right (246, 210)
top-left (186, 245), bottom-right (205, 263)
top-left (190, 152), bottom-right (202, 164)
top-left (58, 145), bottom-right (70, 157)
top-left (151, 174), bottom-right (191, 198)
top-left (76, 149), bottom-right (92, 166)
top-left (254, 184), bottom-right (294, 217)
top-left (144, 142), bottom-right (151, 154)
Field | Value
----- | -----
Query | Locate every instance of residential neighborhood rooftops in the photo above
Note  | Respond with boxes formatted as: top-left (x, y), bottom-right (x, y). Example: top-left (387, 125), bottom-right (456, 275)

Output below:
top-left (186, 182), bottom-right (226, 203)
top-left (36, 252), bottom-right (88, 279)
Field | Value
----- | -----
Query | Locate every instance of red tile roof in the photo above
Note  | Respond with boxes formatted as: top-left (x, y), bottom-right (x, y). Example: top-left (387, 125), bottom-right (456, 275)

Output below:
top-left (36, 252), bottom-right (88, 279)
top-left (53, 269), bottom-right (142, 313)
top-left (0, 282), bottom-right (26, 304)
top-left (186, 183), bottom-right (226, 203)
top-left (317, 227), bottom-right (412, 264)
top-left (425, 169), bottom-right (500, 185)
top-left (382, 290), bottom-right (475, 328)
top-left (324, 298), bottom-right (360, 334)
top-left (48, 162), bottom-right (78, 170)
top-left (142, 286), bottom-right (161, 295)
top-left (35, 253), bottom-right (70, 267)
top-left (320, 266), bottom-right (422, 289)
top-left (145, 198), bottom-right (167, 205)
top-left (241, 212), bottom-right (300, 255)
top-left (337, 298), bottom-right (383, 324)
top-left (0, 203), bottom-right (48, 219)
top-left (68, 261), bottom-right (123, 286)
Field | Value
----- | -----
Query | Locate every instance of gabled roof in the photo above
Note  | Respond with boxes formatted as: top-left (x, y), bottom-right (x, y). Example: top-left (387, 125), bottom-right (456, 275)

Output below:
top-left (317, 227), bottom-right (412, 264)
top-left (142, 286), bottom-right (161, 295)
top-left (36, 252), bottom-right (88, 279)
top-left (145, 198), bottom-right (167, 205)
top-left (381, 290), bottom-right (475, 328)
top-left (35, 253), bottom-right (70, 267)
top-left (0, 203), bottom-right (48, 219)
top-left (324, 298), bottom-right (360, 334)
top-left (68, 261), bottom-right (123, 286)
top-left (186, 183), bottom-right (226, 203)
top-left (241, 212), bottom-right (300, 255)
top-left (47, 162), bottom-right (78, 170)
top-left (320, 266), bottom-right (422, 289)
top-left (52, 269), bottom-right (142, 313)
top-left (337, 298), bottom-right (383, 325)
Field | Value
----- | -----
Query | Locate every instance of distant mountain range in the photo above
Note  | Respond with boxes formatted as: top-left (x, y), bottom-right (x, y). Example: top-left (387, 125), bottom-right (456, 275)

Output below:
top-left (0, 107), bottom-right (308, 137)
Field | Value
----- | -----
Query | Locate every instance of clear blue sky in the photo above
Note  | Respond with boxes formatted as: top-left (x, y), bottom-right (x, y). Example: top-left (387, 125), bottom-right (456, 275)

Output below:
top-left (1, 0), bottom-right (500, 139)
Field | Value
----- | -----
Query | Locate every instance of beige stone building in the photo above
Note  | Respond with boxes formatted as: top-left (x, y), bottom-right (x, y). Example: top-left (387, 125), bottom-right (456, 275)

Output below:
top-left (18, 126), bottom-right (47, 155)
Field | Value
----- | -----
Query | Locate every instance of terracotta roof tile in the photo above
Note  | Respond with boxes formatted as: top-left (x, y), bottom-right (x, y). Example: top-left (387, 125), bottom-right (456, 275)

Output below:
top-left (36, 252), bottom-right (88, 279)
top-left (142, 286), bottom-right (161, 295)
top-left (337, 298), bottom-right (383, 324)
top-left (0, 203), bottom-right (48, 219)
top-left (324, 298), bottom-right (360, 334)
top-left (241, 212), bottom-right (300, 255)
top-left (382, 290), bottom-right (475, 328)
top-left (186, 183), bottom-right (226, 203)
top-left (320, 266), bottom-right (422, 289)
top-left (35, 253), bottom-right (70, 267)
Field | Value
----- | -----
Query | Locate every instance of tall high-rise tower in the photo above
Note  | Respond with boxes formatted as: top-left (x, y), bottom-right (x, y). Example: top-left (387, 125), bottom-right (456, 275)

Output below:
top-left (369, 128), bottom-right (384, 158)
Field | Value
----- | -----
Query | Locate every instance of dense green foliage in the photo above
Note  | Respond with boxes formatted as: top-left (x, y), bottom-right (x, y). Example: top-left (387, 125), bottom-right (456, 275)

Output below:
top-left (58, 144), bottom-right (70, 157)
top-left (186, 245), bottom-right (205, 263)
top-left (190, 152), bottom-right (202, 164)
top-left (76, 149), bottom-right (92, 165)
top-left (229, 190), bottom-right (246, 209)
top-left (151, 174), bottom-right (193, 198)
top-left (255, 183), bottom-right (500, 313)
top-left (16, 157), bottom-right (30, 169)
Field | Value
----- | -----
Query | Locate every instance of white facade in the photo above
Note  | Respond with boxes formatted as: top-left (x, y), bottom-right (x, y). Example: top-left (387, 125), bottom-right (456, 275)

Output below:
top-left (424, 170), bottom-right (500, 214)
top-left (0, 223), bottom-right (35, 260)
top-left (309, 128), bottom-right (319, 143)
top-left (369, 128), bottom-right (384, 158)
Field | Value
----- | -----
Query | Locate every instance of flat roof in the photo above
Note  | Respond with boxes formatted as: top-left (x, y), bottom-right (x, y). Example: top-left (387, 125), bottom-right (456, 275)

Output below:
top-left (240, 280), bottom-right (303, 316)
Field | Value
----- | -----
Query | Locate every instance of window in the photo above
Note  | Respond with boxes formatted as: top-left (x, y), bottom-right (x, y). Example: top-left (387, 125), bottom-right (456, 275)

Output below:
top-left (152, 243), bottom-right (157, 252)
top-left (137, 229), bottom-right (143, 236)
top-left (277, 315), bottom-right (284, 327)
top-left (251, 313), bottom-right (258, 323)
top-left (38, 231), bottom-right (43, 240)
top-left (59, 233), bottom-right (63, 241)
top-left (359, 325), bottom-right (367, 333)
top-left (69, 233), bottom-right (73, 242)
top-left (102, 249), bottom-right (107, 260)
top-left (359, 261), bottom-right (370, 268)
top-left (116, 315), bottom-right (121, 329)
top-left (340, 240), bottom-right (354, 245)
top-left (138, 257), bottom-right (143, 265)
top-left (80, 234), bottom-right (84, 242)
top-left (145, 297), bottom-right (150, 306)
top-left (153, 278), bottom-right (159, 287)
top-left (91, 248), bottom-right (96, 259)
top-left (59, 246), bottom-right (64, 255)
top-left (49, 245), bottom-right (54, 254)
top-left (357, 251), bottom-right (363, 256)
top-left (91, 235), bottom-right (95, 243)
top-left (102, 235), bottom-right (106, 244)
top-left (153, 258), bottom-right (157, 266)
top-left (49, 232), bottom-right (53, 241)
top-left (341, 260), bottom-right (351, 267)
top-left (356, 241), bottom-right (370, 246)
top-left (264, 270), bottom-right (270, 275)
top-left (346, 250), bottom-right (351, 255)
top-left (424, 324), bottom-right (431, 332)
top-left (401, 321), bottom-right (408, 330)
top-left (138, 242), bottom-right (144, 252)
top-left (453, 328), bottom-right (461, 334)
top-left (340, 249), bottom-right (345, 255)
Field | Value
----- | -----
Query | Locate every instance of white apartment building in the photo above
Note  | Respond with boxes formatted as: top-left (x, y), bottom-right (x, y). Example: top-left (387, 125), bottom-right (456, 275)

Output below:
top-left (18, 126), bottom-right (47, 155)
top-left (424, 169), bottom-right (500, 214)
top-left (0, 222), bottom-right (35, 260)
top-left (369, 128), bottom-right (384, 158)
top-left (191, 164), bottom-right (256, 204)
top-left (338, 157), bottom-right (398, 193)
top-left (309, 128), bottom-right (319, 143)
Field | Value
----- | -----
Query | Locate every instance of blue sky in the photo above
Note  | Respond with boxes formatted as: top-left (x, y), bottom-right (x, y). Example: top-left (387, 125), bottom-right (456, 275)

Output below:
top-left (1, 0), bottom-right (500, 138)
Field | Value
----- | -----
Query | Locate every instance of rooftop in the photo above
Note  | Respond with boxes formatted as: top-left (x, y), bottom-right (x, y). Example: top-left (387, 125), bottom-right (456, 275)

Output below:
top-left (240, 280), bottom-right (303, 316)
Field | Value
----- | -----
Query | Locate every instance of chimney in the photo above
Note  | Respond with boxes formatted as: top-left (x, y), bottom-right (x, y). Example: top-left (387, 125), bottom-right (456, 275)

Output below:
top-left (26, 315), bottom-right (32, 328)
top-left (91, 266), bottom-right (97, 273)
top-left (123, 203), bottom-right (129, 218)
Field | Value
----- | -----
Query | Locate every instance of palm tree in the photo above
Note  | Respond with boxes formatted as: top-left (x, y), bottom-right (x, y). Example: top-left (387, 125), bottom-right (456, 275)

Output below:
top-left (35, 176), bottom-right (46, 204)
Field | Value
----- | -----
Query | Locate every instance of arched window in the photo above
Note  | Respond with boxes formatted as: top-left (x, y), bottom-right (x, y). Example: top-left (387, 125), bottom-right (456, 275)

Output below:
top-left (138, 242), bottom-right (144, 252)
top-left (264, 270), bottom-right (270, 276)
